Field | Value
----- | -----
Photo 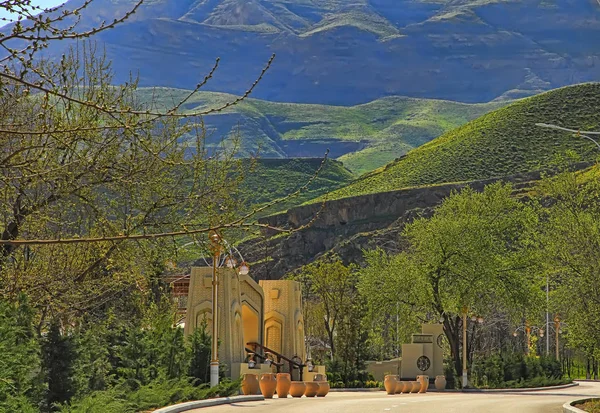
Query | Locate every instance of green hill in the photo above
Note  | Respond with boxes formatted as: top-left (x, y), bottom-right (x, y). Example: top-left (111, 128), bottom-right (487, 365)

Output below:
top-left (136, 88), bottom-right (504, 174)
top-left (238, 158), bottom-right (354, 215)
top-left (323, 83), bottom-right (600, 200)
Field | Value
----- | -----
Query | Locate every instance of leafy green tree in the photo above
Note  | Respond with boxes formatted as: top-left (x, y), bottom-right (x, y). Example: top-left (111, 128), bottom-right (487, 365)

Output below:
top-left (188, 319), bottom-right (211, 384)
top-left (360, 183), bottom-right (543, 378)
top-left (294, 258), bottom-right (358, 359)
top-left (42, 321), bottom-right (76, 411)
top-left (537, 167), bottom-right (600, 362)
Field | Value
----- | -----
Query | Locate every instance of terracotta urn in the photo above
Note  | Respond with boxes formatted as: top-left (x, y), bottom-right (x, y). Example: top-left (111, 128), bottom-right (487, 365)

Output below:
top-left (410, 381), bottom-right (421, 393)
top-left (317, 381), bottom-right (330, 397)
top-left (401, 381), bottom-right (412, 393)
top-left (416, 375), bottom-right (429, 393)
top-left (435, 375), bottom-right (447, 391)
top-left (304, 381), bottom-right (319, 397)
top-left (395, 380), bottom-right (405, 394)
top-left (241, 374), bottom-right (259, 395)
top-left (289, 381), bottom-right (306, 398)
top-left (384, 375), bottom-right (398, 395)
top-left (276, 373), bottom-right (291, 399)
top-left (259, 373), bottom-right (277, 399)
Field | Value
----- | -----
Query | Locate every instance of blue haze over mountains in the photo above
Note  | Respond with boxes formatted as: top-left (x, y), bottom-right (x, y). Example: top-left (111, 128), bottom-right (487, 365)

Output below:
top-left (60, 0), bottom-right (600, 105)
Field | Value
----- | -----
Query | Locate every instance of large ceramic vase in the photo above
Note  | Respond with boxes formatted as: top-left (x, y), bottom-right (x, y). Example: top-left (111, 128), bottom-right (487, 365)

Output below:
top-left (395, 380), bottom-right (405, 394)
top-left (417, 375), bottom-right (429, 393)
top-left (290, 381), bottom-right (306, 398)
top-left (317, 381), bottom-right (330, 397)
top-left (313, 374), bottom-right (330, 397)
top-left (384, 375), bottom-right (397, 395)
top-left (241, 374), bottom-right (259, 396)
top-left (276, 373), bottom-right (291, 399)
top-left (435, 375), bottom-right (447, 391)
top-left (259, 373), bottom-right (277, 399)
top-left (401, 381), bottom-right (412, 393)
top-left (304, 381), bottom-right (319, 397)
top-left (410, 381), bottom-right (420, 393)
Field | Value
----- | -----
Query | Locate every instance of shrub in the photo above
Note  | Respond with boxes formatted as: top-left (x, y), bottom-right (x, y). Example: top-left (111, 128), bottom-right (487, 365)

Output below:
top-left (472, 352), bottom-right (568, 389)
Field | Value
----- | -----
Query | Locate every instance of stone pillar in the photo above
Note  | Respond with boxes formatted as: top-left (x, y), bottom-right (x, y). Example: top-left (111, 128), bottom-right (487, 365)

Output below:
top-left (259, 280), bottom-right (306, 364)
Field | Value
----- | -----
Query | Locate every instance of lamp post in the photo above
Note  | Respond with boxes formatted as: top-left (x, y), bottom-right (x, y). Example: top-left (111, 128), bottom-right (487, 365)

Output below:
top-left (462, 307), bottom-right (467, 388)
top-left (553, 315), bottom-right (565, 360)
top-left (209, 232), bottom-right (222, 388)
top-left (536, 123), bottom-right (600, 152)
top-left (546, 275), bottom-right (550, 356)
top-left (513, 322), bottom-right (545, 356)
top-left (207, 231), bottom-right (250, 388)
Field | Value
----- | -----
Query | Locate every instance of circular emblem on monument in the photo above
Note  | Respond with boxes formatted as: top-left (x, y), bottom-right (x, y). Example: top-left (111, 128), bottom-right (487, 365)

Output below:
top-left (417, 355), bottom-right (431, 372)
top-left (437, 334), bottom-right (445, 348)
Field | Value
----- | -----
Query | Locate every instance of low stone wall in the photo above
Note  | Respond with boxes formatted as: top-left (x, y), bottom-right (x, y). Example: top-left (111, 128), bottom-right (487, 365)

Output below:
top-left (366, 359), bottom-right (401, 382)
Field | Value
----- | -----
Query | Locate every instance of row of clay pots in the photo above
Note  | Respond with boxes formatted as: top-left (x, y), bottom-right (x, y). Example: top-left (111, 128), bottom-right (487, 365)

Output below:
top-left (242, 373), bottom-right (330, 398)
top-left (383, 375), bottom-right (447, 394)
top-left (384, 375), bottom-right (429, 395)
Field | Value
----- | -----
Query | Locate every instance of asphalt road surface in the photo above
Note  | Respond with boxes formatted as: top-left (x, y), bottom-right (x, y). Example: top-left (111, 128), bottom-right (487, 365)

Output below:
top-left (188, 381), bottom-right (600, 413)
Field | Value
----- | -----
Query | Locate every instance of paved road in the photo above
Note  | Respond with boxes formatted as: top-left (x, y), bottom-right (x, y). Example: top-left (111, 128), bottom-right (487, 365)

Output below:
top-left (188, 381), bottom-right (600, 413)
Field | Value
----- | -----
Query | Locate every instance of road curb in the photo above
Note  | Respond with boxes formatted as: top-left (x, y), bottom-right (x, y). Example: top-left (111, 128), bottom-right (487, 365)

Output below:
top-left (563, 398), bottom-right (599, 413)
top-left (462, 382), bottom-right (578, 393)
top-left (329, 388), bottom-right (383, 392)
top-left (329, 382), bottom-right (578, 394)
top-left (152, 395), bottom-right (265, 413)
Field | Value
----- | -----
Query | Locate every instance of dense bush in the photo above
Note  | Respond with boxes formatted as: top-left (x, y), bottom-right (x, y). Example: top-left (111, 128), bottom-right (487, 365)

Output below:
top-left (0, 298), bottom-right (240, 413)
top-left (325, 358), bottom-right (375, 388)
top-left (472, 353), bottom-right (567, 389)
top-left (59, 378), bottom-right (241, 413)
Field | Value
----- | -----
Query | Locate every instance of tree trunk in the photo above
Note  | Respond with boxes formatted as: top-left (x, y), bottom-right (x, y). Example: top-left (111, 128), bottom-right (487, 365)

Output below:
top-left (443, 315), bottom-right (462, 380)
top-left (325, 319), bottom-right (335, 359)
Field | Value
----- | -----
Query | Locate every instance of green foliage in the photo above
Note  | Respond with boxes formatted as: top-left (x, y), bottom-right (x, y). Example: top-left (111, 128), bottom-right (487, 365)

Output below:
top-left (293, 258), bottom-right (359, 359)
top-left (536, 166), bottom-right (600, 360)
top-left (0, 296), bottom-right (42, 412)
top-left (59, 378), bottom-right (240, 413)
top-left (188, 319), bottom-right (211, 384)
top-left (577, 399), bottom-right (600, 413)
top-left (326, 83), bottom-right (600, 199)
top-left (359, 183), bottom-right (544, 376)
top-left (238, 158), bottom-right (355, 215)
top-left (42, 322), bottom-right (77, 411)
top-left (472, 353), bottom-right (565, 388)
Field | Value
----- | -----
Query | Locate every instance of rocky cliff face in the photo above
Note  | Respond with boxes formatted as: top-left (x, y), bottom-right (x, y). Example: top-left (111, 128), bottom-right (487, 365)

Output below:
top-left (241, 170), bottom-right (543, 280)
top-left (35, 0), bottom-right (600, 105)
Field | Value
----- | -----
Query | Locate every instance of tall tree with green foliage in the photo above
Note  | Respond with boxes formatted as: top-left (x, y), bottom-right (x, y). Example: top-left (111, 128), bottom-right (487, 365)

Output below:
top-left (537, 167), bottom-right (600, 362)
top-left (188, 319), bottom-right (212, 384)
top-left (360, 183), bottom-right (544, 378)
top-left (42, 321), bottom-right (76, 411)
top-left (294, 258), bottom-right (358, 359)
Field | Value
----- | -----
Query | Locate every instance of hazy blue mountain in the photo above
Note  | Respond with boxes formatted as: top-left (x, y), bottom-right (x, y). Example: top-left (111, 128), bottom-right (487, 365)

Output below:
top-left (36, 0), bottom-right (600, 105)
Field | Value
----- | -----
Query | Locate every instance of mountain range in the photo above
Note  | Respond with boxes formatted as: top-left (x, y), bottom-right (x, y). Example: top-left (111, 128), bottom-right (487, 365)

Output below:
top-left (45, 0), bottom-right (600, 105)
top-left (141, 88), bottom-right (503, 173)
